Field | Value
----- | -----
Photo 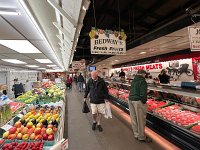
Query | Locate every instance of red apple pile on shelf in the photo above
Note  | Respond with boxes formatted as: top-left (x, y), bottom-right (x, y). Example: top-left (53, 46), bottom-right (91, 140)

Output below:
top-left (118, 93), bottom-right (129, 101)
top-left (153, 105), bottom-right (200, 127)
top-left (146, 99), bottom-right (167, 111)
top-left (2, 141), bottom-right (44, 150)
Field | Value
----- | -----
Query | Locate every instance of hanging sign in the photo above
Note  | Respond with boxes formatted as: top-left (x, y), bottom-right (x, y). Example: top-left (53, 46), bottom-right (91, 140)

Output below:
top-left (89, 27), bottom-right (127, 55)
top-left (188, 26), bottom-right (200, 51)
top-left (72, 60), bottom-right (86, 70)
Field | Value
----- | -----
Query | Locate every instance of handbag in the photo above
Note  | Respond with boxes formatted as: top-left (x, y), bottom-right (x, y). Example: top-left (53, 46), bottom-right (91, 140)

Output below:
top-left (82, 101), bottom-right (90, 113)
top-left (104, 101), bottom-right (112, 119)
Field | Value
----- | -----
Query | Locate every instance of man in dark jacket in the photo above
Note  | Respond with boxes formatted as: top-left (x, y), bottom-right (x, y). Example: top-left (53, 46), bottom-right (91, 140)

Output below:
top-left (84, 71), bottom-right (109, 132)
top-left (77, 73), bottom-right (85, 92)
top-left (128, 69), bottom-right (152, 142)
top-left (12, 79), bottom-right (24, 98)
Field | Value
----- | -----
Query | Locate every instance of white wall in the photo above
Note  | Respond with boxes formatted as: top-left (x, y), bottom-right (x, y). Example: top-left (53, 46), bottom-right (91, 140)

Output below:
top-left (0, 72), bottom-right (7, 84)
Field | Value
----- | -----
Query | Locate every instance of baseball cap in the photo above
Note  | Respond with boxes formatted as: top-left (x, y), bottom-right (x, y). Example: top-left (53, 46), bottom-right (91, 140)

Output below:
top-left (137, 69), bottom-right (146, 74)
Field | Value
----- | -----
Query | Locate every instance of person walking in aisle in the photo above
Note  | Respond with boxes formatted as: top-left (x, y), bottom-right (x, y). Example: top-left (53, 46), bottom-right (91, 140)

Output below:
top-left (12, 79), bottom-right (25, 98)
top-left (128, 69), bottom-right (152, 142)
top-left (66, 75), bottom-right (72, 90)
top-left (84, 71), bottom-right (109, 132)
top-left (77, 73), bottom-right (85, 92)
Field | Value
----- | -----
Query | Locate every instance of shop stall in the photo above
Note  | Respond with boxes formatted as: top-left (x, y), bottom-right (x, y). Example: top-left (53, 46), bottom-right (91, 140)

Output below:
top-left (0, 81), bottom-right (67, 150)
top-left (106, 79), bottom-right (200, 150)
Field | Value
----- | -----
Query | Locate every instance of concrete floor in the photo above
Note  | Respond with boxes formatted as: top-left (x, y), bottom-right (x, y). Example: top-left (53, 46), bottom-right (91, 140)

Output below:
top-left (68, 85), bottom-right (164, 150)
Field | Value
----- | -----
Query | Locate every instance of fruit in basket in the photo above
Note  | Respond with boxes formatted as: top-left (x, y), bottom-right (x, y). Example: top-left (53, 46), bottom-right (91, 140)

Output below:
top-left (34, 128), bottom-right (41, 135)
top-left (8, 134), bottom-right (16, 140)
top-left (14, 122), bottom-right (22, 128)
top-left (36, 123), bottom-right (43, 128)
top-left (48, 134), bottom-right (54, 141)
top-left (26, 122), bottom-right (34, 128)
top-left (9, 127), bottom-right (17, 134)
top-left (35, 134), bottom-right (43, 140)
top-left (43, 133), bottom-right (48, 140)
top-left (2, 131), bottom-right (9, 139)
top-left (21, 127), bottom-right (29, 134)
top-left (47, 124), bottom-right (53, 129)
top-left (30, 133), bottom-right (36, 140)
top-left (28, 128), bottom-right (35, 135)
top-left (22, 134), bottom-right (29, 141)
top-left (46, 128), bottom-right (53, 135)
top-left (16, 133), bottom-right (23, 140)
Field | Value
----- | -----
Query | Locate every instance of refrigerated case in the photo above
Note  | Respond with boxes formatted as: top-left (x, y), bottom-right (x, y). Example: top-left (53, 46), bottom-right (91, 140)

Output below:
top-left (106, 80), bottom-right (200, 150)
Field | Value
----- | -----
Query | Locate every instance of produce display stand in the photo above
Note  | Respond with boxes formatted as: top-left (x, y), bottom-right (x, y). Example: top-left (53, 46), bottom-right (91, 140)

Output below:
top-left (106, 80), bottom-right (200, 150)
top-left (0, 82), bottom-right (67, 150)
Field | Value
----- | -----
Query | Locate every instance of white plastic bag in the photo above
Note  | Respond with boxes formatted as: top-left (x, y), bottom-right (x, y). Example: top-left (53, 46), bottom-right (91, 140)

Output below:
top-left (104, 101), bottom-right (112, 119)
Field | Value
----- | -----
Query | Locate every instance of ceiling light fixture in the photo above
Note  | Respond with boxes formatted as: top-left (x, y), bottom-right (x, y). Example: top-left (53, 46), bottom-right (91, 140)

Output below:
top-left (47, 0), bottom-right (77, 26)
top-left (35, 59), bottom-right (52, 63)
top-left (47, 65), bottom-right (57, 67)
top-left (0, 10), bottom-right (21, 15)
top-left (0, 40), bottom-right (41, 53)
top-left (19, 0), bottom-right (63, 69)
top-left (38, 68), bottom-right (46, 70)
top-left (114, 60), bottom-right (119, 62)
top-left (1, 59), bottom-right (26, 64)
top-left (26, 65), bottom-right (39, 68)
top-left (139, 51), bottom-right (147, 54)
top-left (82, 6), bottom-right (87, 11)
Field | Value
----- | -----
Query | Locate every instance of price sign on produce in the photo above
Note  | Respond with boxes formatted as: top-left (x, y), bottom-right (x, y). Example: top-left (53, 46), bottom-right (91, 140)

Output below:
top-left (90, 28), bottom-right (126, 55)
top-left (188, 26), bottom-right (200, 51)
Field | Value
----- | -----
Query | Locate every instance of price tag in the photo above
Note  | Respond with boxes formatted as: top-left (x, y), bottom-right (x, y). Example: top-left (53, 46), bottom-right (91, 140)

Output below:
top-left (1, 124), bottom-right (12, 131)
top-left (17, 114), bottom-right (23, 119)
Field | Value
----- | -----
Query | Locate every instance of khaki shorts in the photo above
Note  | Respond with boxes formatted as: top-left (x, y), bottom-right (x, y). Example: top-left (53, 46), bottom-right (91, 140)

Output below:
top-left (90, 103), bottom-right (106, 114)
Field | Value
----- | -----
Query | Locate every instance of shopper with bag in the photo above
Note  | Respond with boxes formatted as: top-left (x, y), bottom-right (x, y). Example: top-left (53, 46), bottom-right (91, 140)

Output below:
top-left (84, 71), bottom-right (109, 132)
top-left (128, 69), bottom-right (152, 143)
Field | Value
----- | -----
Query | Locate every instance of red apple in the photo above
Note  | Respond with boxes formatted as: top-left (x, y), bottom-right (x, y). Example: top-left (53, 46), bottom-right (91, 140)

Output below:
top-left (21, 127), bottom-right (29, 135)
top-left (28, 128), bottom-right (35, 135)
top-left (35, 134), bottom-right (42, 140)
top-left (48, 134), bottom-right (54, 141)
top-left (16, 133), bottom-right (23, 140)
top-left (47, 124), bottom-right (53, 129)
top-left (8, 134), bottom-right (16, 140)
top-left (14, 122), bottom-right (22, 128)
top-left (43, 133), bottom-right (48, 140)
top-left (46, 128), bottom-right (53, 135)
top-left (36, 123), bottom-right (43, 128)
top-left (9, 127), bottom-right (17, 134)
top-left (30, 133), bottom-right (36, 140)
top-left (34, 128), bottom-right (41, 135)
top-left (41, 128), bottom-right (46, 134)
top-left (26, 122), bottom-right (33, 129)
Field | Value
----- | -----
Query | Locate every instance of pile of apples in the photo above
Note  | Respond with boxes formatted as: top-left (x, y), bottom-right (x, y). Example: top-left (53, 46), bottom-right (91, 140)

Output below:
top-left (2, 106), bottom-right (60, 141)
top-left (2, 141), bottom-right (44, 150)
top-left (153, 105), bottom-right (200, 127)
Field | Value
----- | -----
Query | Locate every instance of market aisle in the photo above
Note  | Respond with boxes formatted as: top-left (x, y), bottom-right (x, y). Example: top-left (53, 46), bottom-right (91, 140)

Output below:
top-left (68, 84), bottom-right (164, 150)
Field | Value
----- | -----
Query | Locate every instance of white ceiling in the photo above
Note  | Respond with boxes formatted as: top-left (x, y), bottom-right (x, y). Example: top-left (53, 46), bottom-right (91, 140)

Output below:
top-left (95, 22), bottom-right (200, 69)
top-left (0, 0), bottom-right (88, 71)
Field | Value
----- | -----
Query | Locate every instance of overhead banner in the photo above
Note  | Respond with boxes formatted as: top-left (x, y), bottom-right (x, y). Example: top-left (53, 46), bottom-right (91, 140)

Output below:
top-left (188, 26), bottom-right (200, 51)
top-left (89, 28), bottom-right (127, 55)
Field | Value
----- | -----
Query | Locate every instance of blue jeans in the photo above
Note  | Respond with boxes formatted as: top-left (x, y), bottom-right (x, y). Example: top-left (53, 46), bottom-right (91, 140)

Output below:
top-left (78, 82), bottom-right (84, 92)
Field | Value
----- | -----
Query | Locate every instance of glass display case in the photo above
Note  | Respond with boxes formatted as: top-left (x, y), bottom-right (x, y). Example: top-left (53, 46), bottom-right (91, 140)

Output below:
top-left (105, 80), bottom-right (200, 150)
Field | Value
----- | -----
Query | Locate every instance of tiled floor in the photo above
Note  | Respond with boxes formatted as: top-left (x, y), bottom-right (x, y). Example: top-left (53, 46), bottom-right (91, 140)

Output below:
top-left (67, 84), bottom-right (164, 150)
